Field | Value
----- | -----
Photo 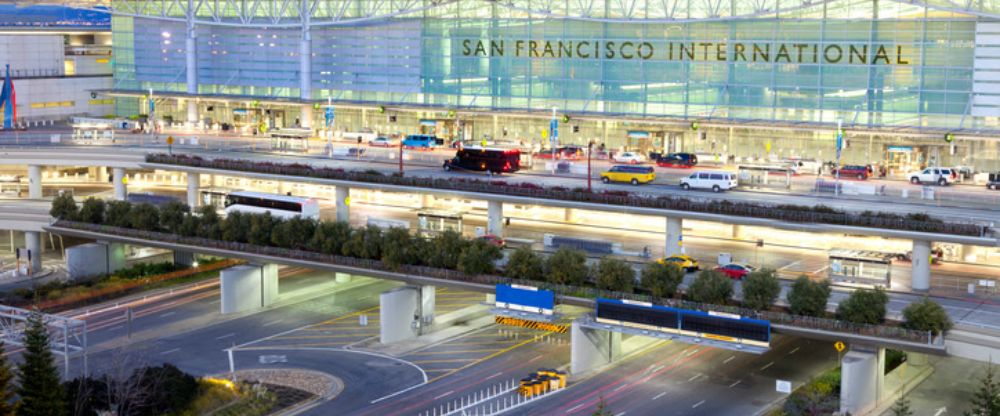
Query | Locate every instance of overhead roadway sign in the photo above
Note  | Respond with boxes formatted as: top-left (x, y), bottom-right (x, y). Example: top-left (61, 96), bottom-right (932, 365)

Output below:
top-left (593, 298), bottom-right (771, 353)
top-left (495, 284), bottom-right (554, 316)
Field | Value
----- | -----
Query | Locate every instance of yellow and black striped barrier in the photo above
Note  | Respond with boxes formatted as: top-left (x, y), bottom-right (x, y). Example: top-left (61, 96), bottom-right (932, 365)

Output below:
top-left (495, 316), bottom-right (569, 333)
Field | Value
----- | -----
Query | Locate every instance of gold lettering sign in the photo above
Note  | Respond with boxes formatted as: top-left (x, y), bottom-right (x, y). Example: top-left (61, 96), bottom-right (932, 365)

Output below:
top-left (461, 39), bottom-right (909, 65)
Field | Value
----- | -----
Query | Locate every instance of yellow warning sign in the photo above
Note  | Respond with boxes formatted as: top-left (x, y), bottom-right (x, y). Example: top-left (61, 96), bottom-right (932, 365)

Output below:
top-left (834, 341), bottom-right (846, 352)
top-left (495, 316), bottom-right (568, 333)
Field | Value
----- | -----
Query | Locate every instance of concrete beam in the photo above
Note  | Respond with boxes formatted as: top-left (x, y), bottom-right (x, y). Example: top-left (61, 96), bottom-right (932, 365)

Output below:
top-left (27, 165), bottom-right (42, 199)
top-left (380, 286), bottom-right (419, 344)
top-left (570, 320), bottom-right (621, 375)
top-left (911, 240), bottom-right (931, 291)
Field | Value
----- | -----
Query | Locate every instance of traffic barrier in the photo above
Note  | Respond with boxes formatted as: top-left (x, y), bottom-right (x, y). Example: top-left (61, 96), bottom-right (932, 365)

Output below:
top-left (494, 316), bottom-right (568, 333)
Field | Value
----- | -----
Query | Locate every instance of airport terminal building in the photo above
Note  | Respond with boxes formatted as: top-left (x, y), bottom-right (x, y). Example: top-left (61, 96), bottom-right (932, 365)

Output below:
top-left (106, 0), bottom-right (1000, 172)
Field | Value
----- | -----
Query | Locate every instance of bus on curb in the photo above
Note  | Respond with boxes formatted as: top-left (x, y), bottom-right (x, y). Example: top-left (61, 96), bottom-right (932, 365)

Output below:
top-left (223, 191), bottom-right (320, 220)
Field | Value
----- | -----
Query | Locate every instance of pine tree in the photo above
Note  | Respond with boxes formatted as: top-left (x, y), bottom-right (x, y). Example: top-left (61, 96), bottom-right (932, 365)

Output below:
top-left (966, 363), bottom-right (1000, 416)
top-left (0, 341), bottom-right (17, 416)
top-left (16, 311), bottom-right (65, 416)
top-left (891, 394), bottom-right (913, 416)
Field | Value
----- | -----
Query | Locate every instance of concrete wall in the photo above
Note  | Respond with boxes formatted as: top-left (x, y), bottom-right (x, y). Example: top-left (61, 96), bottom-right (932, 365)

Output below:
top-left (380, 286), bottom-right (419, 344)
top-left (0, 35), bottom-right (63, 77)
top-left (13, 76), bottom-right (114, 120)
top-left (66, 242), bottom-right (125, 280)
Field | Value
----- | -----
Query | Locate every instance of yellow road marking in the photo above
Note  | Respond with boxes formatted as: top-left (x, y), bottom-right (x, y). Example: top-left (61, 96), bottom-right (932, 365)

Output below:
top-left (412, 358), bottom-right (478, 364)
top-left (408, 349), bottom-right (507, 356)
top-left (271, 332), bottom-right (378, 340)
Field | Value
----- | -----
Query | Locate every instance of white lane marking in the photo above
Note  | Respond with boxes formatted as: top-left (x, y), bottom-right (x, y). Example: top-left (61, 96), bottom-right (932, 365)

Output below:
top-left (729, 380), bottom-right (742, 388)
top-left (614, 412), bottom-right (626, 416)
top-left (566, 404), bottom-right (585, 413)
top-left (652, 392), bottom-right (667, 401)
top-left (528, 354), bottom-right (544, 363)
top-left (778, 260), bottom-right (803, 271)
top-left (760, 361), bottom-right (774, 371)
top-left (692, 400), bottom-right (706, 408)
top-left (934, 407), bottom-right (947, 416)
top-left (485, 371), bottom-right (503, 380)
top-left (613, 384), bottom-right (628, 392)
top-left (651, 365), bottom-right (664, 373)
top-left (433, 390), bottom-right (454, 400)
top-left (685, 348), bottom-right (700, 357)
top-left (262, 319), bottom-right (284, 327)
top-left (723, 355), bottom-right (735, 364)
top-left (159, 311), bottom-right (176, 318)
top-left (688, 373), bottom-right (702, 382)
top-left (215, 333), bottom-right (235, 340)
top-left (788, 347), bottom-right (800, 355)
top-left (160, 348), bottom-right (180, 355)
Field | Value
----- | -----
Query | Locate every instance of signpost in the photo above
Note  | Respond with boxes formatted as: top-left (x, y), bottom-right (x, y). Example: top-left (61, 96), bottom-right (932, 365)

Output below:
top-left (834, 341), bottom-right (845, 352)
top-left (166, 135), bottom-right (174, 155)
top-left (550, 107), bottom-right (558, 174)
top-left (776, 380), bottom-right (792, 394)
top-left (834, 118), bottom-right (843, 196)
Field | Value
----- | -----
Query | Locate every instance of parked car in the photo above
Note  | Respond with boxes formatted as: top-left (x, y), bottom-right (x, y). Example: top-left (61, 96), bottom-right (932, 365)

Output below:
top-left (443, 147), bottom-right (521, 174)
top-left (714, 263), bottom-right (755, 280)
top-left (612, 151), bottom-right (646, 164)
top-left (658, 254), bottom-right (700, 272)
top-left (368, 136), bottom-right (396, 147)
top-left (988, 172), bottom-right (1000, 190)
top-left (402, 134), bottom-right (440, 149)
top-left (478, 234), bottom-right (506, 248)
top-left (783, 158), bottom-right (823, 175)
top-left (537, 146), bottom-right (584, 160)
top-left (830, 165), bottom-right (870, 180)
top-left (656, 153), bottom-right (698, 168)
top-left (342, 128), bottom-right (377, 143)
top-left (600, 165), bottom-right (656, 186)
top-left (908, 167), bottom-right (954, 186)
top-left (679, 170), bottom-right (737, 192)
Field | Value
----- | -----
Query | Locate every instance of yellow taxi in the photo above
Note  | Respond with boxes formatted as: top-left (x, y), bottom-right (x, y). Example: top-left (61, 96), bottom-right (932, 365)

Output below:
top-left (658, 254), bottom-right (700, 272)
top-left (600, 165), bottom-right (656, 186)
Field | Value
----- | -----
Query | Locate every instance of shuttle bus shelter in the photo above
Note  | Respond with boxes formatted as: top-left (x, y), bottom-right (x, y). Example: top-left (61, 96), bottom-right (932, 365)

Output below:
top-left (417, 210), bottom-right (463, 236)
top-left (828, 249), bottom-right (895, 288)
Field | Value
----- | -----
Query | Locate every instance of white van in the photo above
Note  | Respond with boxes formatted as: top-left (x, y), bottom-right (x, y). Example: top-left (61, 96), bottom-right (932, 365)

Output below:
top-left (679, 170), bottom-right (738, 192)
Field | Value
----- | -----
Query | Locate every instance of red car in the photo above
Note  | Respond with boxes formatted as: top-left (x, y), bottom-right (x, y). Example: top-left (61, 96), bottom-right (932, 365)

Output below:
top-left (478, 234), bottom-right (506, 248)
top-left (714, 264), bottom-right (755, 280)
top-left (830, 165), bottom-right (870, 180)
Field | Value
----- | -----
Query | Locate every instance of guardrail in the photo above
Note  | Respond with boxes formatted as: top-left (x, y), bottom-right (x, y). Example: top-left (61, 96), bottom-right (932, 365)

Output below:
top-left (145, 153), bottom-right (989, 237)
top-left (52, 220), bottom-right (941, 346)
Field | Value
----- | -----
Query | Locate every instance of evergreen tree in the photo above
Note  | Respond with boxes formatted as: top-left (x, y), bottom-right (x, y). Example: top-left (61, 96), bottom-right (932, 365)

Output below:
top-left (890, 395), bottom-right (913, 416)
top-left (17, 311), bottom-right (65, 416)
top-left (966, 363), bottom-right (1000, 416)
top-left (0, 341), bottom-right (18, 416)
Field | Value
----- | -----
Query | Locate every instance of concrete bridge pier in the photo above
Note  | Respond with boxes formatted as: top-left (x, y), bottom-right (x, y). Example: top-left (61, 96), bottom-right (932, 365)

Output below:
top-left (570, 320), bottom-right (622, 375)
top-left (112, 168), bottom-right (127, 201)
top-left (173, 251), bottom-right (196, 268)
top-left (219, 263), bottom-right (278, 314)
top-left (27, 165), bottom-right (42, 199)
top-left (186, 172), bottom-right (200, 208)
top-left (665, 216), bottom-right (683, 257)
top-left (336, 186), bottom-right (350, 223)
top-left (487, 200), bottom-right (503, 237)
top-left (23, 231), bottom-right (41, 273)
top-left (840, 345), bottom-right (885, 415)
top-left (380, 286), bottom-right (420, 344)
top-left (420, 285), bottom-right (436, 325)
top-left (66, 241), bottom-right (126, 280)
top-left (911, 239), bottom-right (932, 291)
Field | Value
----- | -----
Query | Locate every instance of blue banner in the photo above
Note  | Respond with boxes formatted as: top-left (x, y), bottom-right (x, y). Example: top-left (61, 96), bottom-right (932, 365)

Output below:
top-left (496, 284), bottom-right (555, 315)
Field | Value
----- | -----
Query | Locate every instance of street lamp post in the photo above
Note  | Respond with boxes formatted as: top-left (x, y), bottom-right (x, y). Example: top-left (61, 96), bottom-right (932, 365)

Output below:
top-left (587, 140), bottom-right (594, 192)
top-left (834, 117), bottom-right (843, 196)
top-left (398, 138), bottom-right (404, 176)
top-left (550, 107), bottom-right (558, 174)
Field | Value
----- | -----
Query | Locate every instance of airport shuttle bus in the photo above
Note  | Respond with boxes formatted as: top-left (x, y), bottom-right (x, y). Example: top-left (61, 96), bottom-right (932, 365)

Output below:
top-left (223, 191), bottom-right (320, 220)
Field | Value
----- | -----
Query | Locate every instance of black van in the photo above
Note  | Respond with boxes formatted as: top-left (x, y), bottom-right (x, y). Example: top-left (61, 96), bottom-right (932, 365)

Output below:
top-left (443, 147), bottom-right (521, 174)
top-left (656, 153), bottom-right (698, 168)
top-left (988, 172), bottom-right (1000, 190)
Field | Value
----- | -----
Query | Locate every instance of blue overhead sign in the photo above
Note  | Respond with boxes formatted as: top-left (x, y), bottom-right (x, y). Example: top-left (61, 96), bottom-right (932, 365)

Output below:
top-left (325, 106), bottom-right (334, 127)
top-left (496, 284), bottom-right (555, 316)
top-left (595, 298), bottom-right (770, 347)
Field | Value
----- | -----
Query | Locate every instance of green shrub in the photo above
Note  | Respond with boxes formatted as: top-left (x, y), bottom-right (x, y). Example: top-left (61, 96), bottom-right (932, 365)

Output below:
top-left (545, 248), bottom-right (588, 286)
top-left (105, 200), bottom-right (133, 228)
top-left (594, 257), bottom-right (635, 293)
top-left (50, 193), bottom-right (78, 220)
top-left (836, 287), bottom-right (889, 325)
top-left (457, 239), bottom-right (502, 275)
top-left (78, 198), bottom-right (106, 224)
top-left (687, 270), bottom-right (733, 305)
top-left (742, 268), bottom-right (781, 311)
top-left (159, 200), bottom-right (190, 234)
top-left (640, 262), bottom-right (683, 298)
top-left (129, 203), bottom-right (161, 231)
top-left (424, 231), bottom-right (468, 270)
top-left (505, 246), bottom-right (544, 281)
top-left (787, 276), bottom-right (831, 317)
top-left (901, 297), bottom-right (953, 336)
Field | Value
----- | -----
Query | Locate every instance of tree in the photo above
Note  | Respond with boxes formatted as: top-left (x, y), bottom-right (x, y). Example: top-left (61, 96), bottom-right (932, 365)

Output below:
top-left (381, 227), bottom-right (417, 270)
top-left (457, 239), bottom-right (502, 275)
top-left (545, 248), bottom-right (588, 286)
top-left (309, 221), bottom-right (352, 256)
top-left (787, 276), bottom-right (831, 317)
top-left (50, 192), bottom-right (78, 220)
top-left (594, 257), bottom-right (635, 293)
top-left (158, 201), bottom-right (189, 234)
top-left (837, 287), bottom-right (889, 325)
top-left (424, 231), bottom-right (468, 270)
top-left (742, 268), bottom-right (781, 311)
top-left (177, 214), bottom-right (200, 237)
top-left (248, 213), bottom-right (276, 246)
top-left (890, 395), bottom-right (913, 416)
top-left (220, 211), bottom-right (250, 243)
top-left (640, 262), bottom-right (684, 298)
top-left (966, 363), bottom-right (1000, 416)
top-left (0, 342), bottom-right (17, 416)
top-left (686, 270), bottom-right (734, 305)
top-left (902, 297), bottom-right (953, 336)
top-left (504, 246), bottom-right (544, 281)
top-left (17, 311), bottom-right (66, 416)
top-left (128, 203), bottom-right (160, 232)
top-left (194, 205), bottom-right (221, 240)
top-left (269, 219), bottom-right (295, 248)
top-left (342, 225), bottom-right (383, 259)
top-left (284, 217), bottom-right (317, 250)
top-left (77, 198), bottom-right (106, 224)
top-left (105, 200), bottom-right (133, 228)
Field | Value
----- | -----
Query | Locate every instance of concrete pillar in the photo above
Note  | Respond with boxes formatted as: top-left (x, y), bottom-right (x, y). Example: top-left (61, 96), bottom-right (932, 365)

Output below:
top-left (27, 165), bottom-right (42, 199)
top-left (336, 186), bottom-right (350, 223)
top-left (380, 286), bottom-right (419, 344)
top-left (173, 251), bottom-right (196, 268)
top-left (65, 241), bottom-right (125, 279)
top-left (911, 239), bottom-right (932, 291)
top-left (300, 104), bottom-right (313, 129)
top-left (487, 200), bottom-right (503, 237)
top-left (570, 320), bottom-right (622, 375)
top-left (564, 208), bottom-right (576, 223)
top-left (24, 231), bottom-right (41, 273)
top-left (185, 0), bottom-right (198, 124)
top-left (186, 172), bottom-right (200, 208)
top-left (420, 285), bottom-right (436, 325)
top-left (335, 272), bottom-right (352, 283)
top-left (665, 217), bottom-right (683, 257)
top-left (840, 346), bottom-right (885, 415)
top-left (731, 224), bottom-right (744, 240)
top-left (97, 167), bottom-right (109, 183)
top-left (420, 194), bottom-right (433, 209)
top-left (298, 0), bottom-right (312, 128)
top-left (112, 167), bottom-right (127, 201)
top-left (219, 263), bottom-right (278, 314)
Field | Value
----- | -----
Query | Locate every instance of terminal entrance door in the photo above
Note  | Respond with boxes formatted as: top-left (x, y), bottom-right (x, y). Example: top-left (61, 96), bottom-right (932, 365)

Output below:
top-left (884, 145), bottom-right (925, 177)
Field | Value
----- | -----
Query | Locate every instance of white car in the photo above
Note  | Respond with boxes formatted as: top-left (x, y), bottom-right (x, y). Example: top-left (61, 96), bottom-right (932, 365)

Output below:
top-left (680, 170), bottom-right (738, 192)
top-left (613, 151), bottom-right (646, 164)
top-left (909, 167), bottom-right (955, 186)
top-left (342, 128), bottom-right (377, 143)
top-left (368, 136), bottom-right (396, 147)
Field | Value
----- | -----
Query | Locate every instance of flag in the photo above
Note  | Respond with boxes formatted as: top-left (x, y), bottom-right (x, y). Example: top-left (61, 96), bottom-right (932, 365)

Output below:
top-left (0, 64), bottom-right (15, 129)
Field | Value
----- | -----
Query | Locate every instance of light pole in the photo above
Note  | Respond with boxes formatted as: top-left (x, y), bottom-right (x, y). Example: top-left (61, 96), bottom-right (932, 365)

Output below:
top-left (834, 117), bottom-right (843, 196)
top-left (398, 138), bottom-right (404, 176)
top-left (587, 140), bottom-right (594, 192)
top-left (550, 107), bottom-right (558, 174)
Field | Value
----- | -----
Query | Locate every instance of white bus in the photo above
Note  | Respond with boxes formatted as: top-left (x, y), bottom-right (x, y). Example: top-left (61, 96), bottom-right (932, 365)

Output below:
top-left (223, 191), bottom-right (320, 220)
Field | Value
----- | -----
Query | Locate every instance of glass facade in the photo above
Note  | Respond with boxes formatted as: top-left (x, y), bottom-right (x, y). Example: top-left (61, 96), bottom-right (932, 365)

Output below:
top-left (110, 0), bottom-right (997, 133)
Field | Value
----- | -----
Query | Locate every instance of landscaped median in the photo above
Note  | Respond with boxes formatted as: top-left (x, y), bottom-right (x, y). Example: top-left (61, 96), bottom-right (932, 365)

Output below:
top-left (145, 153), bottom-right (989, 237)
top-left (48, 193), bottom-right (950, 347)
